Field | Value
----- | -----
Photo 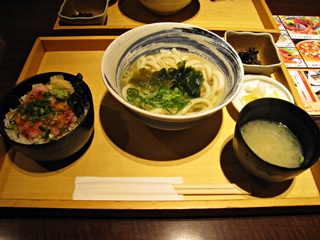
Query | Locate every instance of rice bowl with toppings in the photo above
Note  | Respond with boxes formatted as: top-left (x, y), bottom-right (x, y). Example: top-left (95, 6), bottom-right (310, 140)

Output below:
top-left (0, 72), bottom-right (94, 161)
top-left (4, 74), bottom-right (88, 144)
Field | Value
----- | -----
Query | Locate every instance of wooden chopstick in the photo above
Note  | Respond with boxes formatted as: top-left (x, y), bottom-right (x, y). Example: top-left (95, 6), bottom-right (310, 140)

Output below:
top-left (172, 183), bottom-right (251, 195)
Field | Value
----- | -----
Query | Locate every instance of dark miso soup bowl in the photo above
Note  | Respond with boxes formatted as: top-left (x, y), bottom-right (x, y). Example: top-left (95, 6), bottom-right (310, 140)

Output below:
top-left (232, 98), bottom-right (320, 182)
top-left (0, 72), bottom-right (94, 162)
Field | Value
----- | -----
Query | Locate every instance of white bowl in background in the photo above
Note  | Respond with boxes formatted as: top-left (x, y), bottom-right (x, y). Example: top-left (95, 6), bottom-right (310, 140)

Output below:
top-left (139, 0), bottom-right (192, 15)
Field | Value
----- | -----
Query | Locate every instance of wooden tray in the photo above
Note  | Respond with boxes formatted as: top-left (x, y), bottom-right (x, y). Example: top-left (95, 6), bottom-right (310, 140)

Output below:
top-left (1, 36), bottom-right (319, 217)
top-left (53, 0), bottom-right (280, 39)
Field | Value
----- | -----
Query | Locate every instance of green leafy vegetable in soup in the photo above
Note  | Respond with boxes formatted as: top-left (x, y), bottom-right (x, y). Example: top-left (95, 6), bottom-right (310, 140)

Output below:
top-left (126, 61), bottom-right (203, 114)
top-left (121, 48), bottom-right (227, 115)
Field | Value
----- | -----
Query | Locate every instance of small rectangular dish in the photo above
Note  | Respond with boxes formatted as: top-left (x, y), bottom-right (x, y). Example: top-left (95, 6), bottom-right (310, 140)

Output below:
top-left (225, 30), bottom-right (282, 75)
top-left (58, 0), bottom-right (109, 25)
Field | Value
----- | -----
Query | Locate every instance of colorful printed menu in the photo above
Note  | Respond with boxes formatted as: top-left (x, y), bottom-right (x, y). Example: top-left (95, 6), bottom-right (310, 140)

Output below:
top-left (273, 15), bottom-right (320, 116)
top-left (288, 70), bottom-right (320, 116)
top-left (275, 15), bottom-right (320, 68)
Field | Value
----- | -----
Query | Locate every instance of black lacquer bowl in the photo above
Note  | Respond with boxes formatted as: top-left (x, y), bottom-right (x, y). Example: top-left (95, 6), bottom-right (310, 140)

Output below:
top-left (0, 72), bottom-right (94, 162)
top-left (233, 98), bottom-right (320, 182)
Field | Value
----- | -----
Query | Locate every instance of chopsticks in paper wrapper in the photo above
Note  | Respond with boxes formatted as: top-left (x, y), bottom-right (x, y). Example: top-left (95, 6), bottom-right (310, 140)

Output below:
top-left (73, 177), bottom-right (184, 201)
top-left (73, 177), bottom-right (251, 201)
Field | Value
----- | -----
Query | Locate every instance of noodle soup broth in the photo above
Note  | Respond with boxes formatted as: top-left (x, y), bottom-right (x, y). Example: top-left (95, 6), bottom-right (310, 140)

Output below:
top-left (121, 48), bottom-right (227, 116)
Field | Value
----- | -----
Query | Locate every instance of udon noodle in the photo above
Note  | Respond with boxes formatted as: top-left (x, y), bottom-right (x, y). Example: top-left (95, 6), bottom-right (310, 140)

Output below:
top-left (121, 48), bottom-right (226, 115)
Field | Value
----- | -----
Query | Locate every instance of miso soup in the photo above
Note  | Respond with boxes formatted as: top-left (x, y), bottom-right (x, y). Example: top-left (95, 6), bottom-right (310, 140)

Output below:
top-left (241, 119), bottom-right (304, 168)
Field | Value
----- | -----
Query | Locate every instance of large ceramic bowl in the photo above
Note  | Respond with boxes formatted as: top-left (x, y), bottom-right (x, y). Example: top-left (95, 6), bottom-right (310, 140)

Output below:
top-left (139, 0), bottom-right (192, 15)
top-left (0, 72), bottom-right (94, 161)
top-left (233, 98), bottom-right (320, 182)
top-left (101, 22), bottom-right (244, 130)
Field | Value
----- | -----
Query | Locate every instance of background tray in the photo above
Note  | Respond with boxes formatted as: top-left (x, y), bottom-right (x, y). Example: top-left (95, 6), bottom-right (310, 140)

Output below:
top-left (54, 0), bottom-right (280, 39)
top-left (1, 36), bottom-right (319, 217)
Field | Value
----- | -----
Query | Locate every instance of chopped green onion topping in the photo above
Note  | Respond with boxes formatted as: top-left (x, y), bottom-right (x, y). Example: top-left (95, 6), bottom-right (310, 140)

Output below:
top-left (125, 61), bottom-right (203, 114)
top-left (300, 155), bottom-right (304, 164)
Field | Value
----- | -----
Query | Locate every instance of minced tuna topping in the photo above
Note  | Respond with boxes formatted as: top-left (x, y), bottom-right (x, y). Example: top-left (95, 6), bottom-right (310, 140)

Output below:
top-left (4, 73), bottom-right (88, 144)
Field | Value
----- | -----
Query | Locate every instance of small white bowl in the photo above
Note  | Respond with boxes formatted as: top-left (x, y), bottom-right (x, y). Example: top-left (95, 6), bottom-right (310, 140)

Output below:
top-left (225, 31), bottom-right (282, 76)
top-left (139, 0), bottom-right (192, 15)
top-left (232, 75), bottom-right (294, 112)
